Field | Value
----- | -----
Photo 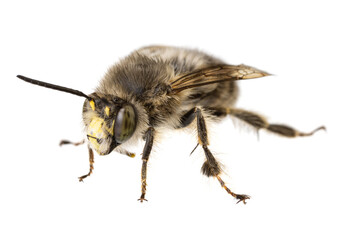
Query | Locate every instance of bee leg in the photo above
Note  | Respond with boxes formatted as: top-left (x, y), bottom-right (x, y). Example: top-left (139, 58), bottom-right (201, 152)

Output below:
top-left (59, 139), bottom-right (85, 146)
top-left (195, 108), bottom-right (250, 204)
top-left (138, 127), bottom-right (155, 203)
top-left (208, 107), bottom-right (325, 138)
top-left (118, 148), bottom-right (136, 158)
top-left (216, 175), bottom-right (250, 204)
top-left (78, 146), bottom-right (95, 182)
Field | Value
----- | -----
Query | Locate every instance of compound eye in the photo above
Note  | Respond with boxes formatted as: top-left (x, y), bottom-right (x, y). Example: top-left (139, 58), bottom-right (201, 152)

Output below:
top-left (114, 105), bottom-right (137, 144)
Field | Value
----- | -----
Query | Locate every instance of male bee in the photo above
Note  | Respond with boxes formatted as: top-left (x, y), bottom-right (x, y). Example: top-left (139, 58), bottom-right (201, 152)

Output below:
top-left (18, 46), bottom-right (325, 203)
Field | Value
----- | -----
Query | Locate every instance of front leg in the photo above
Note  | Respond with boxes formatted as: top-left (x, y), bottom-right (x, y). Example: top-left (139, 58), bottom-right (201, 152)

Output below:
top-left (78, 145), bottom-right (95, 182)
top-left (138, 127), bottom-right (155, 202)
top-left (58, 139), bottom-right (95, 181)
top-left (59, 138), bottom-right (136, 158)
top-left (59, 139), bottom-right (85, 146)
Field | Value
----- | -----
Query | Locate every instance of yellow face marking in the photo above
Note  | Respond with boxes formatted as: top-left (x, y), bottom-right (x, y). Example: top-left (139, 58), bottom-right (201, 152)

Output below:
top-left (105, 106), bottom-right (110, 117)
top-left (89, 100), bottom-right (95, 111)
top-left (87, 117), bottom-right (105, 153)
top-left (87, 117), bottom-right (115, 155)
top-left (104, 119), bottom-right (115, 135)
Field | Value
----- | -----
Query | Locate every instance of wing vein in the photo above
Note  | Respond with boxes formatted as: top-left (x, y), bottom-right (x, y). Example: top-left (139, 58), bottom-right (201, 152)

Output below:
top-left (169, 64), bottom-right (269, 93)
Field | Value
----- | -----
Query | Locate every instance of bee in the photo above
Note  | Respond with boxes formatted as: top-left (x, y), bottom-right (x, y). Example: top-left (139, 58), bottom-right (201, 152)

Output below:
top-left (17, 46), bottom-right (325, 204)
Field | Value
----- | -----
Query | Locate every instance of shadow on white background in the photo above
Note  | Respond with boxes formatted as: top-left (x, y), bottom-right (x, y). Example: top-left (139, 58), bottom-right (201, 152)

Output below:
top-left (1, 1), bottom-right (359, 239)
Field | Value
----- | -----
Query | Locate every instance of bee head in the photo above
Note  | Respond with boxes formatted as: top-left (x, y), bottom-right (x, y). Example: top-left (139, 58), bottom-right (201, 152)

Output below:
top-left (83, 94), bottom-right (137, 155)
top-left (17, 75), bottom-right (137, 156)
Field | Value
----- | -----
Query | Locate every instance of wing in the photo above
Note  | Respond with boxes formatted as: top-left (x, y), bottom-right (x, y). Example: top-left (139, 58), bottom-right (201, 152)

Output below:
top-left (170, 64), bottom-right (270, 93)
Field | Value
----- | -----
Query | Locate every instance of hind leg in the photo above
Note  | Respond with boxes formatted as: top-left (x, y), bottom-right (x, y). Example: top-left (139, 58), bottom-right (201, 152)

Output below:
top-left (206, 107), bottom-right (325, 137)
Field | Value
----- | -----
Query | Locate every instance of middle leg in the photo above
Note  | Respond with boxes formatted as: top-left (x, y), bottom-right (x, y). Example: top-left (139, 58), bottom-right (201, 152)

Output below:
top-left (195, 107), bottom-right (250, 204)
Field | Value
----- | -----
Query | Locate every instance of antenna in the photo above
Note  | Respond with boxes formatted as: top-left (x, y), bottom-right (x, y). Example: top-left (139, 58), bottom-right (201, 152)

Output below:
top-left (17, 75), bottom-right (91, 100)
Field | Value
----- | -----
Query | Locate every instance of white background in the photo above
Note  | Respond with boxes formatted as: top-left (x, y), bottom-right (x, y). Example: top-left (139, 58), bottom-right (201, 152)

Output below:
top-left (1, 0), bottom-right (359, 239)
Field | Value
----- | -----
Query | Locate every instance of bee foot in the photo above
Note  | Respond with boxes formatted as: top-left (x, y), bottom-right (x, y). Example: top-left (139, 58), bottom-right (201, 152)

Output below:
top-left (137, 194), bottom-right (148, 203)
top-left (235, 194), bottom-right (251, 204)
top-left (78, 176), bottom-right (87, 182)
top-left (299, 125), bottom-right (326, 137)
top-left (137, 198), bottom-right (148, 203)
top-left (59, 140), bottom-right (71, 146)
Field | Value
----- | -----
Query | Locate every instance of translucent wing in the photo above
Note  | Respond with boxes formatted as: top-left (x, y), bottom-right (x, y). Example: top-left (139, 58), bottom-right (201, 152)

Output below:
top-left (170, 64), bottom-right (269, 93)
